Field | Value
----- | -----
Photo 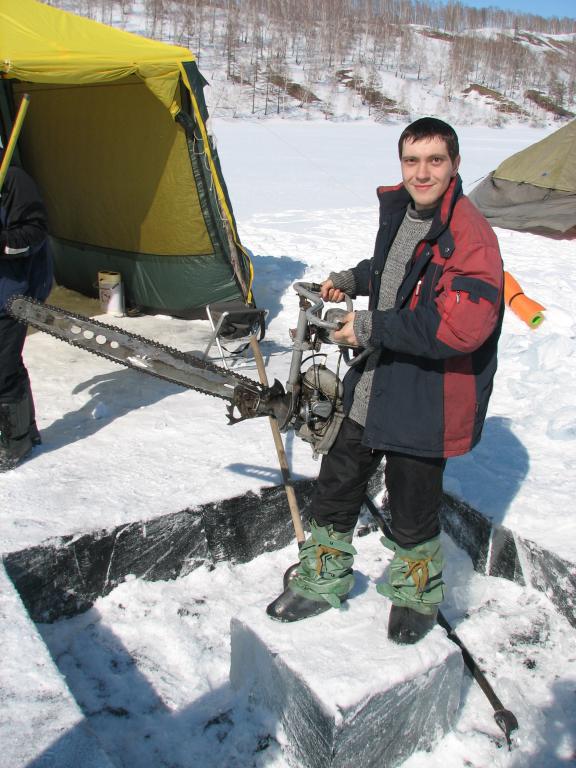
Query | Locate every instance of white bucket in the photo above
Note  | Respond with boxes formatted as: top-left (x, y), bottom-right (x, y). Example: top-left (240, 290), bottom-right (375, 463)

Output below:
top-left (98, 271), bottom-right (124, 317)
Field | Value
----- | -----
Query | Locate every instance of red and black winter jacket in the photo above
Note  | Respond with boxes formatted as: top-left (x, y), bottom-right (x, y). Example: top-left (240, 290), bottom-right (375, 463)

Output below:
top-left (342, 174), bottom-right (504, 458)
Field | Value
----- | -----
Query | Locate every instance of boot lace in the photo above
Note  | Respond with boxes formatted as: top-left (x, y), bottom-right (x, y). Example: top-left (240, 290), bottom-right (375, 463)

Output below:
top-left (315, 545), bottom-right (341, 575)
top-left (400, 556), bottom-right (432, 594)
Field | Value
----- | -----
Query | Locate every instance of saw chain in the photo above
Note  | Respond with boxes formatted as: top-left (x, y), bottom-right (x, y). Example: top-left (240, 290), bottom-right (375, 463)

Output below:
top-left (7, 296), bottom-right (285, 423)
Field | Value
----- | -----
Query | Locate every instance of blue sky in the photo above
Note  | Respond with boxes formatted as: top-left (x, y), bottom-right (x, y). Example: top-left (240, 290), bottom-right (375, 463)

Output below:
top-left (460, 0), bottom-right (575, 19)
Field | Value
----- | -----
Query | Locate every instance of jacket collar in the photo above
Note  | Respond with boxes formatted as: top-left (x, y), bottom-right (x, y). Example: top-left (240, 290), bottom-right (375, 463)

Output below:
top-left (377, 174), bottom-right (463, 239)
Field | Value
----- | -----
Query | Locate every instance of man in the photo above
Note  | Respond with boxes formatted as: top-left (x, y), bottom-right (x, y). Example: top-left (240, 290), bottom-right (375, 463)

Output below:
top-left (267, 118), bottom-right (504, 643)
top-left (0, 161), bottom-right (53, 470)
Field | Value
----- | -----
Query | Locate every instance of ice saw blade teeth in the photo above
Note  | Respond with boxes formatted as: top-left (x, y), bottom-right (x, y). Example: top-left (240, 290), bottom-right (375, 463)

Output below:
top-left (7, 296), bottom-right (265, 403)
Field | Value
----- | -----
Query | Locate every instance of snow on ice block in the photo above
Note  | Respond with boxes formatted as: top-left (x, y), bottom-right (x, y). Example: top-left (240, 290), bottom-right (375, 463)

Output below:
top-left (0, 564), bottom-right (115, 768)
top-left (230, 598), bottom-right (463, 768)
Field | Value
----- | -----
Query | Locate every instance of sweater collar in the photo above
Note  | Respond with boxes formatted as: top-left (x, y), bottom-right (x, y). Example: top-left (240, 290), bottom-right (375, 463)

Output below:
top-left (377, 174), bottom-right (463, 238)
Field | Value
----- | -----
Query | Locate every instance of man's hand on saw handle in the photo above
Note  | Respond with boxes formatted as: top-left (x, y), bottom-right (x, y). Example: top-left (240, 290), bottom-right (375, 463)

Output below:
top-left (320, 279), bottom-right (358, 347)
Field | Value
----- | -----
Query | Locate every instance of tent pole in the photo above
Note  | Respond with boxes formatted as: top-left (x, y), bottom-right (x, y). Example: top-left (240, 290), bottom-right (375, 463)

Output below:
top-left (0, 93), bottom-right (30, 190)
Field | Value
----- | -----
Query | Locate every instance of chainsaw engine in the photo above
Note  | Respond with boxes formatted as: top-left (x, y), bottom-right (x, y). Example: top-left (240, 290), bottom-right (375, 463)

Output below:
top-left (270, 282), bottom-right (365, 458)
top-left (291, 363), bottom-right (345, 458)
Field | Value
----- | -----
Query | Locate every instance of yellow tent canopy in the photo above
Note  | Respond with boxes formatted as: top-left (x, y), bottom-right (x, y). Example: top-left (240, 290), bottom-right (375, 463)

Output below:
top-left (0, 0), bottom-right (253, 315)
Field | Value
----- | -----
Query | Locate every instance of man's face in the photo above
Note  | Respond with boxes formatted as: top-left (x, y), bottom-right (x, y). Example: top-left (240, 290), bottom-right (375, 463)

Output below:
top-left (400, 136), bottom-right (460, 210)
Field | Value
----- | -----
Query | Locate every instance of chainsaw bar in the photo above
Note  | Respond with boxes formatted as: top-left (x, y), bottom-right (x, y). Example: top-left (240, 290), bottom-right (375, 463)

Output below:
top-left (8, 296), bottom-right (280, 422)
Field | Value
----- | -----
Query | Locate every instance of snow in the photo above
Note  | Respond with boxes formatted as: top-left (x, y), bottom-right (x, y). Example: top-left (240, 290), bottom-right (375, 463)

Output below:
top-left (2, 118), bottom-right (576, 767)
top-left (27, 532), bottom-right (576, 767)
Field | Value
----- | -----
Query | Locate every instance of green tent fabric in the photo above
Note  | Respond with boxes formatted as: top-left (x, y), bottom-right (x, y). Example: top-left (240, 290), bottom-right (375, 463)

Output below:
top-left (0, 0), bottom-right (253, 317)
top-left (469, 120), bottom-right (576, 237)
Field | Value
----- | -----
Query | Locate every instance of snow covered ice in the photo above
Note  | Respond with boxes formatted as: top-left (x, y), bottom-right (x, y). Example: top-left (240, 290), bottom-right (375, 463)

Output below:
top-left (26, 532), bottom-right (576, 767)
top-left (1, 120), bottom-right (576, 767)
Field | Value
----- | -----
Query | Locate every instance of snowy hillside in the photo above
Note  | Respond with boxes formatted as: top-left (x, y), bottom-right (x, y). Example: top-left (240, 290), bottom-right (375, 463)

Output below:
top-left (49, 0), bottom-right (576, 127)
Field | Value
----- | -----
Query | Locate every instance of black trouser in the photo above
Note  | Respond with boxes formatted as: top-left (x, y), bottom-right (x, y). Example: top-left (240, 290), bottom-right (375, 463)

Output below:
top-left (0, 314), bottom-right (29, 402)
top-left (311, 418), bottom-right (446, 548)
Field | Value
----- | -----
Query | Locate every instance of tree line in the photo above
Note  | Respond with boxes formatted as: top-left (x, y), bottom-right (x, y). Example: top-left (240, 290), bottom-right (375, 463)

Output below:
top-left (47, 0), bottom-right (576, 120)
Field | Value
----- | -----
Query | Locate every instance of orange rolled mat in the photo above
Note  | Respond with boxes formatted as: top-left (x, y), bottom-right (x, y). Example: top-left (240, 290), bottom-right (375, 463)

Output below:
top-left (504, 272), bottom-right (545, 328)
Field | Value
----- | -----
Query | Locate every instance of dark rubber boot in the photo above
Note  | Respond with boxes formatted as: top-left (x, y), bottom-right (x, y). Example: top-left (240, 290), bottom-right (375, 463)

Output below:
top-left (267, 520), bottom-right (356, 623)
top-left (266, 589), bottom-right (334, 623)
top-left (388, 605), bottom-right (438, 644)
top-left (0, 400), bottom-right (34, 472)
top-left (0, 435), bottom-right (33, 471)
top-left (378, 533), bottom-right (444, 641)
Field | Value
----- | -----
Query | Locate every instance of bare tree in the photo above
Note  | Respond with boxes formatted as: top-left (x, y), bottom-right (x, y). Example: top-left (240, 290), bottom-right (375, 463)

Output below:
top-left (55, 0), bottom-right (576, 124)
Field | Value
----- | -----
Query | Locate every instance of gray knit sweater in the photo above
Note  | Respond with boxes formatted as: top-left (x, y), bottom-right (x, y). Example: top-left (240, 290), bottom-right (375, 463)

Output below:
top-left (329, 205), bottom-right (435, 426)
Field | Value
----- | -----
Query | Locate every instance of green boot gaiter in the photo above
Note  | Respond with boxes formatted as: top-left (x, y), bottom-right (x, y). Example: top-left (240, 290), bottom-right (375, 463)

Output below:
top-left (377, 534), bottom-right (444, 616)
top-left (289, 520), bottom-right (356, 609)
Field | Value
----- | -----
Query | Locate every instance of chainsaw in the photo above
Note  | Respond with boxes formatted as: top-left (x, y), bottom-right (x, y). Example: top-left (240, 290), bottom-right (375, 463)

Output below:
top-left (8, 282), bottom-right (371, 457)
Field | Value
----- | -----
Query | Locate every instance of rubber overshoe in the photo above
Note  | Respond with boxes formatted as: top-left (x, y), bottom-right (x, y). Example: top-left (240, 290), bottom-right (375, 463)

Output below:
top-left (266, 588), bottom-right (335, 622)
top-left (267, 520), bottom-right (356, 623)
top-left (377, 534), bottom-right (444, 644)
top-left (387, 605), bottom-right (438, 645)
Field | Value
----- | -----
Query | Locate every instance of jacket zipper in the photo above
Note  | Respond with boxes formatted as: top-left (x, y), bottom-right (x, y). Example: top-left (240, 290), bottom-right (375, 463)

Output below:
top-left (409, 279), bottom-right (422, 310)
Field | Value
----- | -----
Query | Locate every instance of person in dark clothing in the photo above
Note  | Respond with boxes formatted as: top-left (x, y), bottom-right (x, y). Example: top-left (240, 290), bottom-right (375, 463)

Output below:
top-left (267, 118), bottom-right (504, 643)
top-left (0, 163), bottom-right (53, 471)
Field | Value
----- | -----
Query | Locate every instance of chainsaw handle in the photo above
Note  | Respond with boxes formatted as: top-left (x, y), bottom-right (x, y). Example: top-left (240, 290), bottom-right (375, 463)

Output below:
top-left (292, 281), bottom-right (372, 367)
top-left (341, 345), bottom-right (375, 368)
top-left (293, 281), bottom-right (353, 329)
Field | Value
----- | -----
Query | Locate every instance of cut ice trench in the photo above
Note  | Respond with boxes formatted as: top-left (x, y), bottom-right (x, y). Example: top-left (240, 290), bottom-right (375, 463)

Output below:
top-left (4, 480), bottom-right (576, 768)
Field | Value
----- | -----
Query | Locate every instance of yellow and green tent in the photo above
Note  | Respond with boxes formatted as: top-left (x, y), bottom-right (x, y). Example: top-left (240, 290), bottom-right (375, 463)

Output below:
top-left (0, 0), bottom-right (254, 316)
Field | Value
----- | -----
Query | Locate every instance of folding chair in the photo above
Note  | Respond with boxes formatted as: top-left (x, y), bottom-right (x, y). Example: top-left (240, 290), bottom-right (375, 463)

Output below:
top-left (203, 300), bottom-right (268, 369)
